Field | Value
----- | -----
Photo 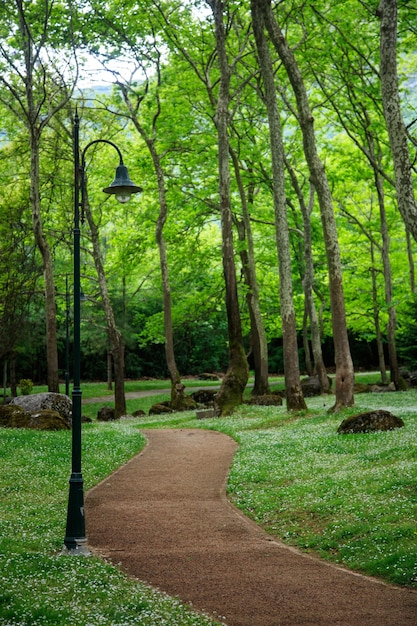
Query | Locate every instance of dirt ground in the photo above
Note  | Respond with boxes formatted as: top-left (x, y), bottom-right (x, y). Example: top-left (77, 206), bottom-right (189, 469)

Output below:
top-left (85, 428), bottom-right (417, 626)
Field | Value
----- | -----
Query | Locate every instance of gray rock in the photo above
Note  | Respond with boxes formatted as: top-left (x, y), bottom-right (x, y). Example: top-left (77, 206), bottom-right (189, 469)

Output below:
top-left (301, 376), bottom-right (321, 397)
top-left (196, 408), bottom-right (218, 419)
top-left (11, 393), bottom-right (72, 425)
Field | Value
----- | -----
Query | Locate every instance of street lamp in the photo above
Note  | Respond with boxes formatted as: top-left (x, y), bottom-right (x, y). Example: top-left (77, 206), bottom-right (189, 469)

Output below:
top-left (63, 110), bottom-right (142, 554)
top-left (65, 274), bottom-right (70, 397)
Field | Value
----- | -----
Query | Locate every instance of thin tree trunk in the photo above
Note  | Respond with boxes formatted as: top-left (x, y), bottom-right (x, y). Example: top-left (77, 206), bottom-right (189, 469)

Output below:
top-left (155, 212), bottom-right (185, 410)
top-left (231, 150), bottom-right (270, 396)
top-left (208, 0), bottom-right (249, 415)
top-left (15, 1), bottom-right (73, 394)
top-left (374, 170), bottom-right (400, 388)
top-left (118, 84), bottom-right (185, 410)
top-left (107, 338), bottom-right (113, 391)
top-left (30, 137), bottom-right (60, 392)
top-left (258, 0), bottom-right (354, 410)
top-left (302, 308), bottom-right (313, 376)
top-left (84, 194), bottom-right (127, 418)
top-left (370, 243), bottom-right (388, 384)
top-left (251, 0), bottom-right (306, 410)
top-left (286, 169), bottom-right (329, 394)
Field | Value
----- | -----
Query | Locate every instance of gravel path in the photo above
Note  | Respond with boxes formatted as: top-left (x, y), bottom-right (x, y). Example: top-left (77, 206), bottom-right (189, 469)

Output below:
top-left (85, 428), bottom-right (417, 626)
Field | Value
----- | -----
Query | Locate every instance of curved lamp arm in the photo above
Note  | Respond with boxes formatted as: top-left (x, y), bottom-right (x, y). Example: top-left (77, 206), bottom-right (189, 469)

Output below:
top-left (75, 112), bottom-right (143, 223)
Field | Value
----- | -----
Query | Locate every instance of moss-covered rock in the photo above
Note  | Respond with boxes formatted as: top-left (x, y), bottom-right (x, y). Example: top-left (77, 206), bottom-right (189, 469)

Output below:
top-left (0, 405), bottom-right (69, 430)
top-left (247, 394), bottom-right (283, 406)
top-left (337, 410), bottom-right (404, 434)
top-left (28, 410), bottom-right (70, 430)
top-left (0, 404), bottom-right (32, 428)
top-left (97, 407), bottom-right (116, 421)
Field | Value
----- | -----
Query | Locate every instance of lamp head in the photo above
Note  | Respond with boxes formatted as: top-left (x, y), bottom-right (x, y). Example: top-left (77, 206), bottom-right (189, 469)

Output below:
top-left (103, 164), bottom-right (143, 204)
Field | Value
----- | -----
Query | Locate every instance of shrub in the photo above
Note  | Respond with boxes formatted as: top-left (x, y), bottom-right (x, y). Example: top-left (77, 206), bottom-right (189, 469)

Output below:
top-left (18, 378), bottom-right (33, 395)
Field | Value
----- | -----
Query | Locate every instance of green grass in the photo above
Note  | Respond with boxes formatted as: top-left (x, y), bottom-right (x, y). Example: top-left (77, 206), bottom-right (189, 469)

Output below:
top-left (2, 377), bottom-right (416, 624)
top-left (19, 370), bottom-right (381, 400)
top-left (122, 386), bottom-right (417, 587)
top-left (0, 422), bottom-right (221, 625)
top-left (19, 377), bottom-right (227, 400)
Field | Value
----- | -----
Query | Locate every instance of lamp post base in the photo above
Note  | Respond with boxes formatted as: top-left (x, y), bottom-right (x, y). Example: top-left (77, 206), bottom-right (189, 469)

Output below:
top-left (61, 538), bottom-right (90, 556)
top-left (63, 472), bottom-right (90, 555)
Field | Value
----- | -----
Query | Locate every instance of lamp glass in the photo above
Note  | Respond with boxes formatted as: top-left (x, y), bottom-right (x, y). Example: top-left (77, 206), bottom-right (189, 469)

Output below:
top-left (116, 192), bottom-right (131, 204)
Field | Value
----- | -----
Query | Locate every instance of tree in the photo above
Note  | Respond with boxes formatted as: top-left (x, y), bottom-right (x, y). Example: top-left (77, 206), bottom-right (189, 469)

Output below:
top-left (205, 0), bottom-right (249, 414)
top-left (0, 195), bottom-right (40, 396)
top-left (250, 0), bottom-right (306, 410)
top-left (257, 0), bottom-right (354, 410)
top-left (231, 148), bottom-right (270, 396)
top-left (83, 182), bottom-right (128, 418)
top-left (377, 0), bottom-right (417, 242)
top-left (0, 0), bottom-right (77, 391)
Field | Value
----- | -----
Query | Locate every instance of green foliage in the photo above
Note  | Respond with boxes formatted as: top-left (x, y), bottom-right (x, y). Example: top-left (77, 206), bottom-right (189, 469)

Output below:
top-left (396, 295), bottom-right (417, 366)
top-left (1, 0), bottom-right (417, 386)
top-left (18, 379), bottom-right (33, 395)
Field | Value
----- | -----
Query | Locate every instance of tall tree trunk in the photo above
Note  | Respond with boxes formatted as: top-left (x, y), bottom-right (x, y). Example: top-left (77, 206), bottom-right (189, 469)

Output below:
top-left (370, 243), bottom-right (388, 384)
top-left (155, 211), bottom-right (185, 410)
top-left (107, 338), bottom-right (113, 391)
top-left (378, 0), bottom-right (417, 242)
top-left (286, 167), bottom-right (329, 393)
top-left (29, 135), bottom-right (60, 392)
top-left (14, 1), bottom-right (74, 393)
top-left (84, 195), bottom-right (127, 418)
top-left (374, 170), bottom-right (400, 388)
top-left (302, 309), bottom-right (313, 376)
top-left (231, 150), bottom-right (270, 396)
top-left (208, 0), bottom-right (249, 415)
top-left (258, 0), bottom-right (354, 410)
top-left (118, 84), bottom-right (185, 410)
top-left (251, 0), bottom-right (306, 410)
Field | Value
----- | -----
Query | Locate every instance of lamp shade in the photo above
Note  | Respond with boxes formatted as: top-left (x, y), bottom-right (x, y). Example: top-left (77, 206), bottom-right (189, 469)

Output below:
top-left (103, 164), bottom-right (143, 204)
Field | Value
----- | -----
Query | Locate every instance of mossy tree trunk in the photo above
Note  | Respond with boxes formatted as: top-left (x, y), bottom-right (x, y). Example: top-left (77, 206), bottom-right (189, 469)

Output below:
top-left (208, 0), bottom-right (249, 415)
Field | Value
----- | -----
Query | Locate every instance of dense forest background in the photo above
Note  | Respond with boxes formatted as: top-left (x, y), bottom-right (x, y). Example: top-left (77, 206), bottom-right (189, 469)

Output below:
top-left (0, 1), bottom-right (416, 403)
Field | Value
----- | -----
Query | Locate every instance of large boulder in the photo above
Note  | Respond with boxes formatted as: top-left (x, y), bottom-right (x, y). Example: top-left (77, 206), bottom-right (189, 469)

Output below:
top-left (28, 410), bottom-right (70, 430)
top-left (191, 389), bottom-right (218, 405)
top-left (0, 404), bottom-right (32, 428)
top-left (337, 409), bottom-right (404, 434)
top-left (301, 376), bottom-right (321, 397)
top-left (11, 392), bottom-right (72, 426)
top-left (97, 407), bottom-right (116, 421)
top-left (149, 402), bottom-right (175, 415)
top-left (0, 404), bottom-right (69, 430)
top-left (247, 394), bottom-right (283, 406)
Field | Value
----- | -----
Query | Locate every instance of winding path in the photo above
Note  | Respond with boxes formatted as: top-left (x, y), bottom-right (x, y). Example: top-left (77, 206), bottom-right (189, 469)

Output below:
top-left (85, 429), bottom-right (417, 626)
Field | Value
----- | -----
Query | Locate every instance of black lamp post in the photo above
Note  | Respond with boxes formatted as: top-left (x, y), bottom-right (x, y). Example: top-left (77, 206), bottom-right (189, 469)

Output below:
top-left (65, 274), bottom-right (70, 398)
top-left (63, 110), bottom-right (142, 553)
